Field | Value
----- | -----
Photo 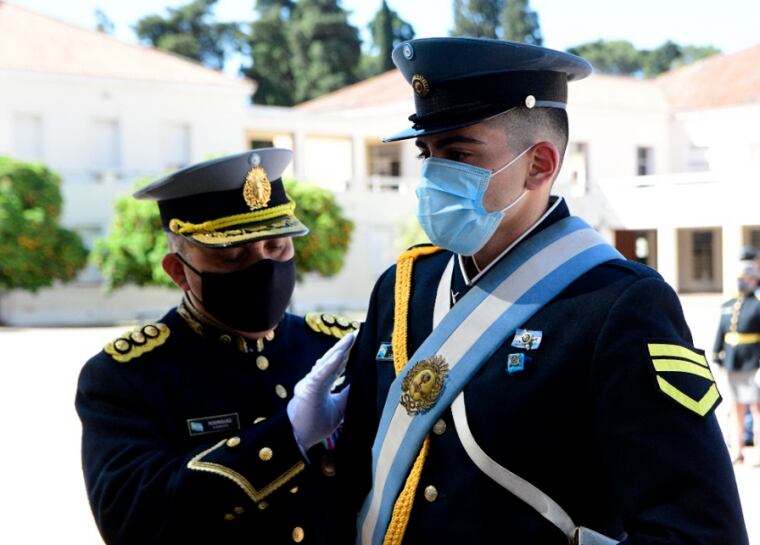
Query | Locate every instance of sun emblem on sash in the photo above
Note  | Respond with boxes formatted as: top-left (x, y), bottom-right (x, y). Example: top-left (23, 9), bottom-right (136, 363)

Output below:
top-left (400, 355), bottom-right (449, 415)
top-left (243, 166), bottom-right (271, 210)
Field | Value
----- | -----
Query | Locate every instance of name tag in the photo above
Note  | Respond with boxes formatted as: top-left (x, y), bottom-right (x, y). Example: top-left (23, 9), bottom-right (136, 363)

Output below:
top-left (187, 413), bottom-right (240, 436)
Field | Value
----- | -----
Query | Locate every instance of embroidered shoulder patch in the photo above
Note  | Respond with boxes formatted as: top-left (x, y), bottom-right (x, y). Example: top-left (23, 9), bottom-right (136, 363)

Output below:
top-left (104, 322), bottom-right (170, 363)
top-left (305, 312), bottom-right (359, 339)
top-left (646, 342), bottom-right (721, 417)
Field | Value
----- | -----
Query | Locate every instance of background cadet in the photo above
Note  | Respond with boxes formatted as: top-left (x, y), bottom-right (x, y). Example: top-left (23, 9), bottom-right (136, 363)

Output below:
top-left (76, 148), bottom-right (355, 545)
top-left (714, 261), bottom-right (760, 465)
top-left (336, 38), bottom-right (747, 545)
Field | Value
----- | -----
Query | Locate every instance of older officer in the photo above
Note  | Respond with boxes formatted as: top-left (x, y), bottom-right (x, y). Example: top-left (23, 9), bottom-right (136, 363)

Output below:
top-left (714, 262), bottom-right (760, 464)
top-left (336, 39), bottom-right (747, 545)
top-left (76, 149), bottom-right (356, 545)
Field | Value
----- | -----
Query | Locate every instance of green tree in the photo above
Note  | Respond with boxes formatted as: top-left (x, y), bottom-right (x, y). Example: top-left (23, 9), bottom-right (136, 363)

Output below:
top-left (244, 1), bottom-right (297, 105)
top-left (641, 40), bottom-right (681, 77)
top-left (289, 0), bottom-right (361, 103)
top-left (567, 40), bottom-right (643, 75)
top-left (0, 157), bottom-right (88, 293)
top-left (368, 0), bottom-right (415, 72)
top-left (94, 8), bottom-right (115, 34)
top-left (501, 0), bottom-right (542, 45)
top-left (134, 0), bottom-right (243, 70)
top-left (452, 0), bottom-right (501, 38)
top-left (92, 179), bottom-right (353, 289)
top-left (244, 0), bottom-right (361, 105)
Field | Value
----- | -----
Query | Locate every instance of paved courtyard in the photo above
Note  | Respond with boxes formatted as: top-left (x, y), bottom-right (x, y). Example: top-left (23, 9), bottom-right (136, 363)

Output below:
top-left (0, 293), bottom-right (757, 543)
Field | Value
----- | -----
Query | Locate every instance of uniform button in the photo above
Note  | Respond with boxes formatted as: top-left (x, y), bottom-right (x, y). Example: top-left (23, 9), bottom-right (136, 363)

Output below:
top-left (292, 527), bottom-right (305, 543)
top-left (290, 486), bottom-right (299, 494)
top-left (256, 355), bottom-right (269, 370)
top-left (219, 334), bottom-right (232, 344)
top-left (226, 436), bottom-right (241, 448)
top-left (259, 447), bottom-right (273, 461)
top-left (432, 419), bottom-right (447, 435)
top-left (424, 485), bottom-right (438, 502)
top-left (233, 506), bottom-right (245, 515)
top-left (253, 416), bottom-right (267, 424)
top-left (275, 384), bottom-right (288, 398)
top-left (321, 461), bottom-right (336, 477)
top-left (258, 501), bottom-right (269, 511)
top-left (224, 513), bottom-right (235, 521)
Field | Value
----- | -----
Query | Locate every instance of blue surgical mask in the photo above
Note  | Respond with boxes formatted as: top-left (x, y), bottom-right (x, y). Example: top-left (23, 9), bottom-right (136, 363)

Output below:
top-left (416, 146), bottom-right (532, 255)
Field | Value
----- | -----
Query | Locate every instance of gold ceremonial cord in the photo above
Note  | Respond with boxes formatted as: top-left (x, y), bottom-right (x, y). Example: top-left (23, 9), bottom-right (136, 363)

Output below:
top-left (384, 245), bottom-right (442, 545)
top-left (169, 200), bottom-right (296, 235)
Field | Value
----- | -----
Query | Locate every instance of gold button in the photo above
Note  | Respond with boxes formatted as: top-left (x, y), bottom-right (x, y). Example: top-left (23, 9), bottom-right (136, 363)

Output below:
top-left (219, 334), bottom-right (232, 344)
top-left (275, 384), bottom-right (288, 399)
top-left (254, 416), bottom-right (267, 424)
top-left (424, 485), bottom-right (438, 502)
top-left (259, 447), bottom-right (273, 461)
top-left (226, 436), bottom-right (241, 448)
top-left (224, 513), bottom-right (235, 521)
top-left (233, 506), bottom-right (245, 515)
top-left (292, 527), bottom-right (305, 543)
top-left (290, 486), bottom-right (299, 494)
top-left (265, 330), bottom-right (275, 341)
top-left (130, 331), bottom-right (146, 344)
top-left (256, 355), bottom-right (269, 370)
top-left (432, 419), bottom-right (447, 435)
top-left (258, 500), bottom-right (268, 511)
top-left (322, 461), bottom-right (336, 477)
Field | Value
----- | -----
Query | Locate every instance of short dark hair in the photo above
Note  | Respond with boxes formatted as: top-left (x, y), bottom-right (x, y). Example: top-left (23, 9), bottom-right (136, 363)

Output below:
top-left (487, 107), bottom-right (569, 162)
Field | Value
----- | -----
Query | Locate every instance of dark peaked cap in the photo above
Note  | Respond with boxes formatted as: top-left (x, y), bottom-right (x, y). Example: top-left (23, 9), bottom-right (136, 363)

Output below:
top-left (384, 37), bottom-right (592, 142)
top-left (134, 148), bottom-right (308, 248)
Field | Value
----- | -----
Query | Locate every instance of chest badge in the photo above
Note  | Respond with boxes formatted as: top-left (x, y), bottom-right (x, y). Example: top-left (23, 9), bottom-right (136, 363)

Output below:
top-left (376, 342), bottom-right (394, 362)
top-left (511, 329), bottom-right (543, 350)
top-left (506, 353), bottom-right (526, 374)
top-left (400, 355), bottom-right (449, 415)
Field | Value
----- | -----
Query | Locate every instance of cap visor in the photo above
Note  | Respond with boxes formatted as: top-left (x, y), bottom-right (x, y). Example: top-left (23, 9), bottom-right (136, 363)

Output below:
top-left (383, 116), bottom-right (496, 143)
top-left (184, 215), bottom-right (309, 248)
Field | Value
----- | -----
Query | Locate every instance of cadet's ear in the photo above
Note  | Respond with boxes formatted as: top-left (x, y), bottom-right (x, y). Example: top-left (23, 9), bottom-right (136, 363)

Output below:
top-left (163, 253), bottom-right (190, 291)
top-left (525, 142), bottom-right (559, 190)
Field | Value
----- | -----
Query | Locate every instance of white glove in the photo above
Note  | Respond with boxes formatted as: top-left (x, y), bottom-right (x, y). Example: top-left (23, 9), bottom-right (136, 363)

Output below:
top-left (287, 331), bottom-right (356, 451)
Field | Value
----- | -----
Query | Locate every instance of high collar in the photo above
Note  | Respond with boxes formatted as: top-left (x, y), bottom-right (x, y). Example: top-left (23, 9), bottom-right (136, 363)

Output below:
top-left (457, 195), bottom-right (569, 287)
top-left (177, 297), bottom-right (278, 354)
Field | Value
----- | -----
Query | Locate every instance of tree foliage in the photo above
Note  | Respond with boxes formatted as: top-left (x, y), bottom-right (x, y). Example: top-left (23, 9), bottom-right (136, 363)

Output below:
top-left (452, 0), bottom-right (541, 43)
top-left (0, 157), bottom-right (88, 291)
top-left (501, 0), bottom-right (542, 45)
top-left (567, 39), bottom-right (720, 77)
top-left (92, 179), bottom-right (353, 289)
top-left (363, 0), bottom-right (415, 76)
top-left (244, 0), bottom-right (361, 105)
top-left (134, 0), bottom-right (243, 70)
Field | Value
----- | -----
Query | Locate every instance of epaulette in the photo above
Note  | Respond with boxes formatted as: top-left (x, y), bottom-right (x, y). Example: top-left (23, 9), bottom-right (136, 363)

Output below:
top-left (305, 312), bottom-right (359, 339)
top-left (104, 322), bottom-right (170, 363)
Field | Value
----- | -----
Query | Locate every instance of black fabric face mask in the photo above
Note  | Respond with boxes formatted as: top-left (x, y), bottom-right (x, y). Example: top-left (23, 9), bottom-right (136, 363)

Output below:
top-left (176, 253), bottom-right (296, 333)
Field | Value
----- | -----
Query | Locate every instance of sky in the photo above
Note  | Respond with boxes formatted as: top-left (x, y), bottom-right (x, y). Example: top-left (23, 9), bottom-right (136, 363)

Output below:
top-left (9, 0), bottom-right (760, 68)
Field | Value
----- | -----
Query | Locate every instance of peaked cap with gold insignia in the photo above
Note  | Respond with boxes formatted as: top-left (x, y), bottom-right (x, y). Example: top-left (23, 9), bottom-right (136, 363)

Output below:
top-left (384, 37), bottom-right (592, 142)
top-left (134, 148), bottom-right (308, 247)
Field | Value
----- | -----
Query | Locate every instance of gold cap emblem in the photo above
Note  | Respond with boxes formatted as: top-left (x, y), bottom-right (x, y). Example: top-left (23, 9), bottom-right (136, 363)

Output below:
top-left (400, 355), bottom-right (449, 415)
top-left (243, 166), bottom-right (272, 210)
top-left (411, 74), bottom-right (431, 98)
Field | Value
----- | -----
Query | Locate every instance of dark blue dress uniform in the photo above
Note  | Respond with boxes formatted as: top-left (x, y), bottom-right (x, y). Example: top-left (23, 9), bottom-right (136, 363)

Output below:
top-left (76, 148), bottom-right (357, 544)
top-left (338, 199), bottom-right (748, 544)
top-left (76, 300), bottom-right (354, 545)
top-left (713, 294), bottom-right (760, 371)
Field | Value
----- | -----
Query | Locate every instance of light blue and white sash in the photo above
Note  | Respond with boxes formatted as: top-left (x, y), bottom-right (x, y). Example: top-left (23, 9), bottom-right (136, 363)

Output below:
top-left (357, 216), bottom-right (623, 545)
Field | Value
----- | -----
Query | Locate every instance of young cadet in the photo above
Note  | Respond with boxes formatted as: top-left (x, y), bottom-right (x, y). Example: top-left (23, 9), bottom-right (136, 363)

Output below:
top-left (76, 149), bottom-right (355, 545)
top-left (334, 38), bottom-right (748, 545)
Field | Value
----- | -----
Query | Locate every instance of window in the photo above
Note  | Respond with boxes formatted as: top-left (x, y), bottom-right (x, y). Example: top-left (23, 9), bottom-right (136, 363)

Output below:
top-left (367, 141), bottom-right (402, 191)
top-left (250, 139), bottom-right (274, 150)
top-left (677, 227), bottom-right (722, 293)
top-left (91, 119), bottom-right (120, 181)
top-left (13, 113), bottom-right (44, 161)
top-left (636, 146), bottom-right (653, 176)
top-left (161, 123), bottom-right (191, 170)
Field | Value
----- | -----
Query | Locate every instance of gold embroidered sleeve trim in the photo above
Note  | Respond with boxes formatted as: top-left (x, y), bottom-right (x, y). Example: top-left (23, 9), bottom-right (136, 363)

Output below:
top-left (187, 439), bottom-right (305, 503)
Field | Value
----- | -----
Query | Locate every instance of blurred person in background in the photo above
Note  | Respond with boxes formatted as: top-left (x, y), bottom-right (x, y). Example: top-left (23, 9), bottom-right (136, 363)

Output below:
top-left (714, 260), bottom-right (760, 465)
top-left (76, 149), bottom-right (356, 544)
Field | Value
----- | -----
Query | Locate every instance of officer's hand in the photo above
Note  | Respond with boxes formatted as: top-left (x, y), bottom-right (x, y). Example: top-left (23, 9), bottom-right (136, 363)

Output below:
top-left (287, 332), bottom-right (356, 451)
